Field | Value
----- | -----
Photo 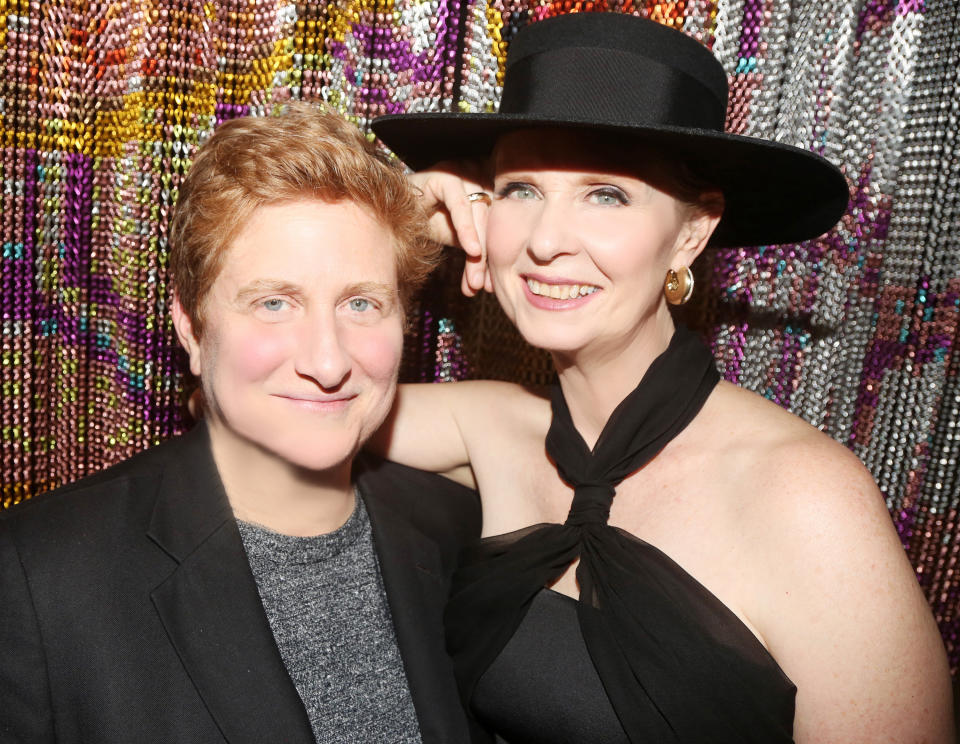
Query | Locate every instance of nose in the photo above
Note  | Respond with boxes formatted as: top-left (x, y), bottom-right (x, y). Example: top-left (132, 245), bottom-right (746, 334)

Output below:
top-left (525, 196), bottom-right (575, 264)
top-left (294, 311), bottom-right (352, 390)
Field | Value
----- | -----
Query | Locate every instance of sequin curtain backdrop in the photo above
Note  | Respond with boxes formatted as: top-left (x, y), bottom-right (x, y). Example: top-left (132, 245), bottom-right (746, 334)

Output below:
top-left (0, 0), bottom-right (957, 674)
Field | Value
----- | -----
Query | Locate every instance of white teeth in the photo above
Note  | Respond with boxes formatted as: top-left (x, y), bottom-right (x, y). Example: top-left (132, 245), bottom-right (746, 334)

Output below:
top-left (526, 278), bottom-right (599, 298)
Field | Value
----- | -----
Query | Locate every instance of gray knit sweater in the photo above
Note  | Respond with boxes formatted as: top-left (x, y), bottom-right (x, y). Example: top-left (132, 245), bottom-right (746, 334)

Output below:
top-left (237, 495), bottom-right (422, 744)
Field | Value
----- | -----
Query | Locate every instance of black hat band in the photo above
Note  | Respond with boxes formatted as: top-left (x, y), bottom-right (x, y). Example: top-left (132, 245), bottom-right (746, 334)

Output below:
top-left (500, 47), bottom-right (727, 131)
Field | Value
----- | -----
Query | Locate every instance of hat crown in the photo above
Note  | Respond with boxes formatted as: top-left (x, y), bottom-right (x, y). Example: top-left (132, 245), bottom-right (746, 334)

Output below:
top-left (499, 14), bottom-right (729, 132)
top-left (370, 12), bottom-right (849, 247)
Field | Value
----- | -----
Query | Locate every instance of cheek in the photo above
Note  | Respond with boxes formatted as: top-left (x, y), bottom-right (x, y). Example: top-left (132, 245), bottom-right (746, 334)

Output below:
top-left (217, 324), bottom-right (293, 382)
top-left (485, 207), bottom-right (522, 271)
top-left (349, 324), bottom-right (403, 383)
top-left (590, 223), bottom-right (674, 280)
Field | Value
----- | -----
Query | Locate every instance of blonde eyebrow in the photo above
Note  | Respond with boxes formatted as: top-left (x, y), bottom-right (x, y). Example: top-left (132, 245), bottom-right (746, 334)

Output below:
top-left (233, 279), bottom-right (399, 307)
top-left (234, 280), bottom-right (302, 303)
top-left (343, 281), bottom-right (399, 299)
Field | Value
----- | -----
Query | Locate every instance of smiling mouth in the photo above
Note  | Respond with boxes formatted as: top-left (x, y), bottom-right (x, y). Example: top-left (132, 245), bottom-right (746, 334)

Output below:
top-left (525, 278), bottom-right (600, 300)
top-left (276, 394), bottom-right (356, 406)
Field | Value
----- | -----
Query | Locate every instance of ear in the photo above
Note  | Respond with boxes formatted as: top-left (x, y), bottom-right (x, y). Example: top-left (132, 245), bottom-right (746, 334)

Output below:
top-left (672, 208), bottom-right (721, 271)
top-left (171, 294), bottom-right (203, 377)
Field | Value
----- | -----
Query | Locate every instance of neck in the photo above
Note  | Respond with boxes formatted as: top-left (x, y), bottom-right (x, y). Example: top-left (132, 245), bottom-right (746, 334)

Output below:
top-left (552, 311), bottom-right (676, 450)
top-left (206, 419), bottom-right (356, 537)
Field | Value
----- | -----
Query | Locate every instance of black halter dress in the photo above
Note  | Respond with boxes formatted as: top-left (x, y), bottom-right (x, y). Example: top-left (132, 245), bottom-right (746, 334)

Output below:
top-left (445, 327), bottom-right (796, 744)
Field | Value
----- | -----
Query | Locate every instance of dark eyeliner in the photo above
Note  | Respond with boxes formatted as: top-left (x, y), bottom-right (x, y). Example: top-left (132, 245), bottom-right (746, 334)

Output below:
top-left (496, 181), bottom-right (532, 198)
top-left (594, 185), bottom-right (630, 205)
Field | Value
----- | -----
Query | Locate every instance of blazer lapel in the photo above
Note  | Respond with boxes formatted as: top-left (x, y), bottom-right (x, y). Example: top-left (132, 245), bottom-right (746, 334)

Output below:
top-left (361, 482), bottom-right (472, 744)
top-left (147, 425), bottom-right (314, 744)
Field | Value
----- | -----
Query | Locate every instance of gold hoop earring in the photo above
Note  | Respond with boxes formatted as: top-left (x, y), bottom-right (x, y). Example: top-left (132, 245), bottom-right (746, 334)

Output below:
top-left (664, 267), bottom-right (694, 305)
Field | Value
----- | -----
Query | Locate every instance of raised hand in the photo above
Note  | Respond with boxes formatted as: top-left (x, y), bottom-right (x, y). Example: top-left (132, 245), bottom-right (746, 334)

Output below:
top-left (410, 161), bottom-right (493, 297)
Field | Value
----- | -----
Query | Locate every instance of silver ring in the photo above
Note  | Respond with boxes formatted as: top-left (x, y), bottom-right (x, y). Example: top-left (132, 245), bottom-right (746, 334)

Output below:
top-left (466, 191), bottom-right (492, 206)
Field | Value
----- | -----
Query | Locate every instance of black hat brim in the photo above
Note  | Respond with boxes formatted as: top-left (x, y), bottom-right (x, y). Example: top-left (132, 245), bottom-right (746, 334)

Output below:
top-left (373, 112), bottom-right (849, 248)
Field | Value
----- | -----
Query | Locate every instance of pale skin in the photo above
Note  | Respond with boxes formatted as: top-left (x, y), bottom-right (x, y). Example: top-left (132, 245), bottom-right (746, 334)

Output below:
top-left (174, 199), bottom-right (406, 537)
top-left (372, 129), bottom-right (955, 742)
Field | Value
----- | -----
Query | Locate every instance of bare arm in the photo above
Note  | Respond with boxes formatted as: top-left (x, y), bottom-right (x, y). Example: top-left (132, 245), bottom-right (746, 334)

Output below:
top-left (371, 380), bottom-right (539, 489)
top-left (371, 382), bottom-right (475, 486)
top-left (366, 162), bottom-right (509, 485)
top-left (751, 439), bottom-right (954, 743)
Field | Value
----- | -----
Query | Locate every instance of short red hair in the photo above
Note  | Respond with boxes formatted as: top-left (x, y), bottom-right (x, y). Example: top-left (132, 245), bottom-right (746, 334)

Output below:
top-left (169, 102), bottom-right (439, 336)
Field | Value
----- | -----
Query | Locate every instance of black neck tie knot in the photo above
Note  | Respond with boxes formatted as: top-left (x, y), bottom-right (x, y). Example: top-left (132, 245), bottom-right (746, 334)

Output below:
top-left (565, 482), bottom-right (614, 526)
top-left (546, 327), bottom-right (720, 528)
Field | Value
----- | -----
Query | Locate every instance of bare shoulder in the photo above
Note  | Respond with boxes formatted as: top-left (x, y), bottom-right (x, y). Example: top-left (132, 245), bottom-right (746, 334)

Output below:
top-left (706, 384), bottom-right (912, 582)
top-left (705, 381), bottom-right (880, 514)
top-left (702, 383), bottom-right (954, 742)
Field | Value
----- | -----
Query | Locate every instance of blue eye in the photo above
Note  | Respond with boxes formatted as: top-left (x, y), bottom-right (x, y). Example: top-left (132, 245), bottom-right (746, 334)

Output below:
top-left (499, 182), bottom-right (538, 200)
top-left (348, 298), bottom-right (372, 312)
top-left (262, 298), bottom-right (287, 311)
top-left (589, 187), bottom-right (628, 206)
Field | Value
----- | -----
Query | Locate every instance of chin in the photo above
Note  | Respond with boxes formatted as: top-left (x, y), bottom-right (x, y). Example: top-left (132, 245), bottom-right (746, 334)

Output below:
top-left (279, 447), bottom-right (358, 474)
top-left (262, 432), bottom-right (360, 475)
top-left (512, 321), bottom-right (592, 357)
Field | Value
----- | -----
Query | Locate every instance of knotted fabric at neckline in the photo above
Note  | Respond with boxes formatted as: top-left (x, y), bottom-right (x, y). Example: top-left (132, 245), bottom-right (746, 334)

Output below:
top-left (548, 325), bottom-right (720, 527)
top-left (565, 482), bottom-right (615, 526)
top-left (445, 326), bottom-right (797, 742)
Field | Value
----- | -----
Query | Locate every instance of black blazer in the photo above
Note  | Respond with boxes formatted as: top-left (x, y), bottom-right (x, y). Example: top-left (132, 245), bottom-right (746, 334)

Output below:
top-left (0, 424), bottom-right (481, 743)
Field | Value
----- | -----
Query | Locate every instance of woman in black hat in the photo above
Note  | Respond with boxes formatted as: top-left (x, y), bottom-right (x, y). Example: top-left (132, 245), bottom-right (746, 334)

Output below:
top-left (371, 12), bottom-right (953, 743)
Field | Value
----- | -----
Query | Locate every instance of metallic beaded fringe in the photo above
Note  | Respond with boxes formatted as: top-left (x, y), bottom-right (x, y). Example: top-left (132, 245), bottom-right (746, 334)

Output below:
top-left (1, 0), bottom-right (957, 674)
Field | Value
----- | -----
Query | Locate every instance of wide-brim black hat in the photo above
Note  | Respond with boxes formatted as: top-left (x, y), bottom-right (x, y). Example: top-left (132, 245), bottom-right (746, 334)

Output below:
top-left (372, 12), bottom-right (849, 248)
